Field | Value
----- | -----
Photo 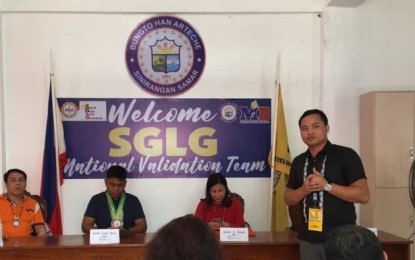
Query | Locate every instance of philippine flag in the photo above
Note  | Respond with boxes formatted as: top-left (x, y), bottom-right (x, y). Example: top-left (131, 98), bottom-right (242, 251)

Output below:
top-left (40, 80), bottom-right (68, 235)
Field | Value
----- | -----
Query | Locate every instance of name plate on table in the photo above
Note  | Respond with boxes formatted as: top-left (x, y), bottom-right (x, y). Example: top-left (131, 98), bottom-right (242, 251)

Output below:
top-left (219, 227), bottom-right (249, 241)
top-left (90, 229), bottom-right (120, 244)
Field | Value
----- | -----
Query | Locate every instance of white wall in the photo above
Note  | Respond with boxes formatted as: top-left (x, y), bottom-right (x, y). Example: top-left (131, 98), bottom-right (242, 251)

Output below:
top-left (0, 0), bottom-right (326, 13)
top-left (322, 0), bottom-right (415, 154)
top-left (0, 7), bottom-right (321, 234)
top-left (0, 13), bottom-right (4, 180)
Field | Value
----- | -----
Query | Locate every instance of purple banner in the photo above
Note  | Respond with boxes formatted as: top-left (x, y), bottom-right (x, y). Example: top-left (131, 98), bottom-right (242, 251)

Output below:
top-left (59, 98), bottom-right (271, 179)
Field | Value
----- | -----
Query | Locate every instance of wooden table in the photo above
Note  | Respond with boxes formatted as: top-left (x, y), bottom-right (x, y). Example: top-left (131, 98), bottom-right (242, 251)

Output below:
top-left (0, 230), bottom-right (411, 259)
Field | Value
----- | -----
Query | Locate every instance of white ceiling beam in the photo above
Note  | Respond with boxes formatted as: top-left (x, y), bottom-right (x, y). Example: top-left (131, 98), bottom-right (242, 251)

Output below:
top-left (326, 0), bottom-right (365, 8)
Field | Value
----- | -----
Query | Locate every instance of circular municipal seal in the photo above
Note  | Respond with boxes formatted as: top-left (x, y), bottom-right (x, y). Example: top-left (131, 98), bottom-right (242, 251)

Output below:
top-left (61, 102), bottom-right (78, 119)
top-left (220, 103), bottom-right (239, 123)
top-left (125, 16), bottom-right (206, 96)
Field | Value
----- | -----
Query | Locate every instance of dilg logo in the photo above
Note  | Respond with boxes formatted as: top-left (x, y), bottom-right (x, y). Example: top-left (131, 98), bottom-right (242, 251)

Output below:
top-left (61, 102), bottom-right (78, 119)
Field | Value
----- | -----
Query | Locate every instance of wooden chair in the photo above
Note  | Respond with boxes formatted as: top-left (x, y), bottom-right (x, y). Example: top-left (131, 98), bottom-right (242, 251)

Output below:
top-left (229, 192), bottom-right (251, 228)
top-left (288, 203), bottom-right (304, 231)
top-left (24, 191), bottom-right (51, 236)
top-left (230, 192), bottom-right (304, 231)
top-left (30, 195), bottom-right (48, 220)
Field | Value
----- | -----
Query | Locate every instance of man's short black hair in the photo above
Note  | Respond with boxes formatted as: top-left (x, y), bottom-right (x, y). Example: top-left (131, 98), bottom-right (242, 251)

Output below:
top-left (324, 225), bottom-right (384, 260)
top-left (4, 168), bottom-right (27, 183)
top-left (298, 109), bottom-right (329, 127)
top-left (106, 165), bottom-right (127, 180)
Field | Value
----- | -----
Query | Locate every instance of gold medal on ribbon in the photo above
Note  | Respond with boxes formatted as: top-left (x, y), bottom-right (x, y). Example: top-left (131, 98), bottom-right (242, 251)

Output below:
top-left (106, 192), bottom-right (126, 228)
top-left (111, 219), bottom-right (123, 228)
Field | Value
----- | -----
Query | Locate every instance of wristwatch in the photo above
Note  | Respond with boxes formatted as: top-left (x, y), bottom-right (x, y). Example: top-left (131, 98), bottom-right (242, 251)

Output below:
top-left (324, 182), bottom-right (332, 192)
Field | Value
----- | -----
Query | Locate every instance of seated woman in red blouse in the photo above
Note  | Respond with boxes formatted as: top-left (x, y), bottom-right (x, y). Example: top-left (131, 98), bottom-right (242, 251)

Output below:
top-left (194, 173), bottom-right (245, 229)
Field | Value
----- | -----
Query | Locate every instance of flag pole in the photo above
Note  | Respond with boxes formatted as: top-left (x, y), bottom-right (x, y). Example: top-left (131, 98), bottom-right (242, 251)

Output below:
top-left (269, 80), bottom-right (281, 231)
top-left (49, 50), bottom-right (62, 201)
top-left (271, 51), bottom-right (281, 171)
top-left (269, 52), bottom-right (281, 230)
top-left (40, 49), bottom-right (65, 235)
top-left (270, 51), bottom-right (292, 231)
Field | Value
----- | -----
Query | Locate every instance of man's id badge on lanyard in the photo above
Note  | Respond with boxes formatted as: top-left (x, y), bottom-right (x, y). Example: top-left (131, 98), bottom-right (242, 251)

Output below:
top-left (308, 208), bottom-right (323, 232)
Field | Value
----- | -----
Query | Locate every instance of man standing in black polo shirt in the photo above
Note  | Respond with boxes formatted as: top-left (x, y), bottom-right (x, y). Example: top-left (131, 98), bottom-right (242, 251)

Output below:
top-left (284, 109), bottom-right (370, 260)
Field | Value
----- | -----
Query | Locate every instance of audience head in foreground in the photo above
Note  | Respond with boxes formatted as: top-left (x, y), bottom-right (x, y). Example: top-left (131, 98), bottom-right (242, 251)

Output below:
top-left (147, 214), bottom-right (222, 260)
top-left (324, 225), bottom-right (387, 260)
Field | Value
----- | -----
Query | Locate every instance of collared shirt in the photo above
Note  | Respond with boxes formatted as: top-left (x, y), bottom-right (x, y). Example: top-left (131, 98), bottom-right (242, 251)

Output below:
top-left (286, 141), bottom-right (367, 243)
top-left (0, 194), bottom-right (45, 237)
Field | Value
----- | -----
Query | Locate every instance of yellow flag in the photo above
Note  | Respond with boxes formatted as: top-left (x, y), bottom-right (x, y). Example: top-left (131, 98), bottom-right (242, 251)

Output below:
top-left (269, 82), bottom-right (291, 231)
